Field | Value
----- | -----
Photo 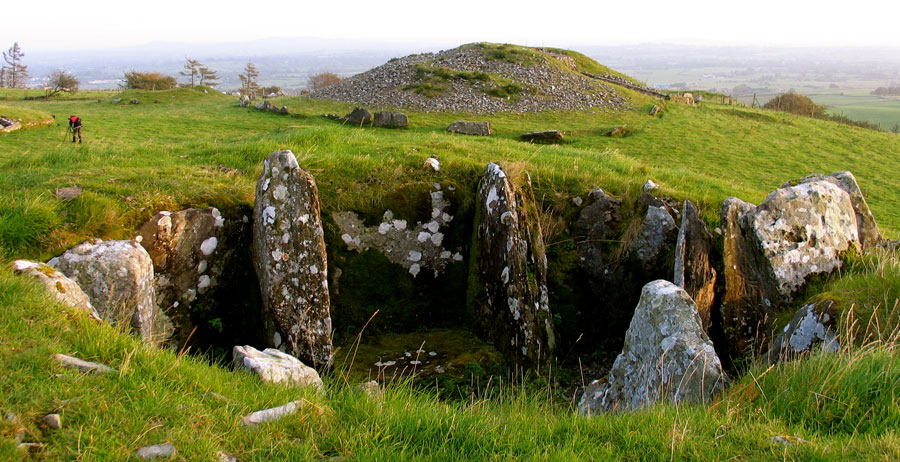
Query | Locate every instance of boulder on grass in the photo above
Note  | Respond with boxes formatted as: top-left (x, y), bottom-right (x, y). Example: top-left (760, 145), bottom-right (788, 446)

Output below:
top-left (233, 345), bottom-right (323, 388)
top-left (12, 260), bottom-right (99, 319)
top-left (344, 107), bottom-right (372, 126)
top-left (579, 280), bottom-right (725, 414)
top-left (373, 111), bottom-right (408, 128)
top-left (520, 130), bottom-right (564, 143)
top-left (447, 121), bottom-right (492, 136)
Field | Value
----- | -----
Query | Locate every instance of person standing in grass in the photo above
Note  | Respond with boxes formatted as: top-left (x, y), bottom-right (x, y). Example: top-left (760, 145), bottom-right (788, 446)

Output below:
top-left (68, 115), bottom-right (82, 143)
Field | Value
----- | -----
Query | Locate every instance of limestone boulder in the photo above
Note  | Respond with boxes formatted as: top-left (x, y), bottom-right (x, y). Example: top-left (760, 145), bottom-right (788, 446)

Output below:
top-left (447, 121), bottom-right (492, 136)
top-left (344, 107), bottom-right (372, 126)
top-left (722, 180), bottom-right (859, 356)
top-left (767, 300), bottom-right (839, 362)
top-left (520, 130), bottom-right (564, 143)
top-left (579, 280), bottom-right (725, 414)
top-left (472, 162), bottom-right (554, 367)
top-left (135, 206), bottom-right (259, 349)
top-left (233, 345), bottom-right (323, 388)
top-left (572, 188), bottom-right (622, 281)
top-left (673, 200), bottom-right (717, 333)
top-left (631, 205), bottom-right (678, 269)
top-left (253, 150), bottom-right (332, 368)
top-left (373, 111), bottom-right (409, 128)
top-left (49, 239), bottom-right (168, 342)
top-left (12, 260), bottom-right (99, 319)
top-left (239, 95), bottom-right (250, 107)
top-left (786, 171), bottom-right (880, 249)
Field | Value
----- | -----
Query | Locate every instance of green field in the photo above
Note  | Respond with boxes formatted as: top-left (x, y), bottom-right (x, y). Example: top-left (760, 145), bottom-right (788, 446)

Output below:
top-left (2, 84), bottom-right (900, 460)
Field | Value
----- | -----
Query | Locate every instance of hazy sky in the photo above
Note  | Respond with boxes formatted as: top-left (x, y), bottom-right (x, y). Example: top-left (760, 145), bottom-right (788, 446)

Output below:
top-left (5, 0), bottom-right (900, 51)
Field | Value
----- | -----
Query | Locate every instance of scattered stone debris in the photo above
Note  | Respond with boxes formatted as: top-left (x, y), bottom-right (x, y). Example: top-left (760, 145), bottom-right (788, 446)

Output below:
top-left (233, 345), bottom-right (323, 388)
top-left (129, 99), bottom-right (140, 105)
top-left (770, 435), bottom-right (809, 446)
top-left (254, 100), bottom-right (289, 115)
top-left (373, 111), bottom-right (409, 128)
top-left (423, 156), bottom-right (440, 172)
top-left (53, 353), bottom-right (115, 374)
top-left (135, 443), bottom-right (176, 459)
top-left (0, 116), bottom-right (22, 132)
top-left (242, 400), bottom-right (305, 426)
top-left (41, 414), bottom-right (62, 429)
top-left (447, 121), bottom-right (492, 136)
top-left (520, 130), bottom-right (564, 143)
top-left (642, 179), bottom-right (659, 193)
top-left (54, 186), bottom-right (83, 200)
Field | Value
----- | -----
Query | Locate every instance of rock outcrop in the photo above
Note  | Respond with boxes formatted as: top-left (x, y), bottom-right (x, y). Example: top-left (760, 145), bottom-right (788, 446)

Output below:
top-left (12, 260), bottom-right (99, 319)
top-left (135, 206), bottom-right (258, 349)
top-left (447, 121), bottom-right (492, 136)
top-left (233, 345), bottom-right (323, 388)
top-left (673, 200), bottom-right (717, 333)
top-left (472, 163), bottom-right (554, 366)
top-left (767, 300), bottom-right (839, 362)
top-left (373, 111), bottom-right (409, 128)
top-left (49, 239), bottom-right (168, 342)
top-left (579, 280), bottom-right (724, 414)
top-left (722, 180), bottom-right (859, 355)
top-left (254, 100), bottom-right (289, 115)
top-left (253, 150), bottom-right (332, 368)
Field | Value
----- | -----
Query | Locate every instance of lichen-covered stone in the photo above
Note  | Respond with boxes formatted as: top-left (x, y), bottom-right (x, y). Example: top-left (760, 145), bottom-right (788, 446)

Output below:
top-left (579, 280), bottom-right (725, 414)
top-left (786, 171), bottom-right (881, 250)
top-left (12, 260), bottom-right (99, 319)
top-left (767, 300), bottom-right (839, 362)
top-left (673, 200), bottom-right (717, 333)
top-left (722, 180), bottom-right (859, 356)
top-left (344, 107), bottom-right (372, 126)
top-left (447, 121), bottom-right (492, 136)
top-left (135, 206), bottom-right (258, 349)
top-left (373, 111), bottom-right (409, 128)
top-left (49, 240), bottom-right (167, 342)
top-left (253, 150), bottom-right (332, 368)
top-left (233, 345), bottom-right (323, 388)
top-left (571, 188), bottom-right (622, 281)
top-left (472, 162), bottom-right (554, 367)
top-left (631, 205), bottom-right (678, 267)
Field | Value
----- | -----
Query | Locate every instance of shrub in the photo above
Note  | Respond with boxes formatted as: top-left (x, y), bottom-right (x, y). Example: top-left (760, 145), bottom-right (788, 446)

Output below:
top-left (308, 72), bottom-right (341, 90)
top-left (122, 71), bottom-right (177, 90)
top-left (763, 92), bottom-right (827, 118)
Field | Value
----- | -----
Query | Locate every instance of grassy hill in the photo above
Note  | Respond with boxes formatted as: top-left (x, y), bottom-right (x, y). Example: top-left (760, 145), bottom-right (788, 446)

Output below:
top-left (1, 70), bottom-right (900, 459)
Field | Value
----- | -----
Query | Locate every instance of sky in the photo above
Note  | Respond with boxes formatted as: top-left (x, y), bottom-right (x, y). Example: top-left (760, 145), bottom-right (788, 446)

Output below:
top-left (5, 0), bottom-right (900, 52)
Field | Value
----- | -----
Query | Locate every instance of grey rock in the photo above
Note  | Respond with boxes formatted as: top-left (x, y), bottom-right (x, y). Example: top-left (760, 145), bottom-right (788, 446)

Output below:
top-left (41, 414), bottom-right (61, 429)
top-left (572, 189), bottom-right (622, 281)
top-left (54, 186), bottom-right (83, 200)
top-left (241, 400), bottom-right (305, 426)
top-left (605, 125), bottom-right (627, 137)
top-left (649, 105), bottom-right (661, 116)
top-left (54, 353), bottom-right (114, 374)
top-left (447, 121), bottom-right (492, 136)
top-left (12, 260), bottom-right (99, 319)
top-left (787, 171), bottom-right (881, 249)
top-left (673, 200), bottom-right (717, 333)
top-left (253, 150), bottom-right (332, 368)
top-left (17, 442), bottom-right (43, 452)
top-left (373, 111), bottom-right (409, 128)
top-left (642, 179), bottom-right (659, 192)
top-left (767, 300), bottom-right (839, 362)
top-left (631, 206), bottom-right (677, 267)
top-left (135, 443), bottom-right (175, 459)
top-left (135, 207), bottom-right (257, 348)
top-left (129, 99), bottom-right (139, 105)
top-left (239, 95), bottom-right (250, 107)
top-left (217, 451), bottom-right (239, 462)
top-left (423, 157), bottom-right (440, 171)
top-left (520, 130), bottom-right (564, 143)
top-left (233, 345), bottom-right (323, 388)
top-left (473, 162), bottom-right (554, 367)
top-left (110, 98), bottom-right (122, 104)
top-left (49, 240), bottom-right (166, 342)
top-left (344, 107), bottom-right (372, 126)
top-left (579, 280), bottom-right (725, 414)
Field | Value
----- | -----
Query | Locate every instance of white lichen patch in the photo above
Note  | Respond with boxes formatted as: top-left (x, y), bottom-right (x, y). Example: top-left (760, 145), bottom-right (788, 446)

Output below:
top-left (273, 185), bottom-right (288, 201)
top-left (263, 206), bottom-right (276, 225)
top-left (200, 237), bottom-right (219, 256)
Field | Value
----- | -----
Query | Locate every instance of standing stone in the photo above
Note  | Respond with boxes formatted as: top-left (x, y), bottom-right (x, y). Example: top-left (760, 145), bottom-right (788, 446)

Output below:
top-left (135, 207), bottom-right (258, 349)
top-left (233, 345), bottom-right (323, 388)
top-left (572, 188), bottom-right (622, 281)
top-left (239, 95), bottom-right (250, 107)
top-left (786, 171), bottom-right (881, 249)
top-left (447, 121), bottom-right (492, 136)
top-left (579, 280), bottom-right (725, 414)
top-left (722, 180), bottom-right (859, 356)
top-left (631, 205), bottom-right (678, 269)
top-left (767, 300), bottom-right (839, 362)
top-left (472, 163), bottom-right (554, 367)
top-left (373, 111), bottom-right (409, 128)
top-left (673, 200), bottom-right (717, 333)
top-left (253, 150), bottom-right (332, 368)
top-left (49, 240), bottom-right (167, 342)
top-left (12, 260), bottom-right (99, 319)
top-left (344, 107), bottom-right (372, 126)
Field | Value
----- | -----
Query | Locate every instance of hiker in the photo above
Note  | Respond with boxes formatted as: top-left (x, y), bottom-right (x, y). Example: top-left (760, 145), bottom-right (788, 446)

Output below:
top-left (68, 115), bottom-right (82, 143)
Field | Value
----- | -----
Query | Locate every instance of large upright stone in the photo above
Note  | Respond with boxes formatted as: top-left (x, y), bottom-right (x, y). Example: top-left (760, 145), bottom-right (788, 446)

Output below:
top-left (473, 163), bottom-right (554, 367)
top-left (49, 240), bottom-right (167, 342)
top-left (572, 189), bottom-right (622, 281)
top-left (253, 150), bottom-right (332, 368)
top-left (787, 171), bottom-right (881, 249)
top-left (722, 180), bottom-right (859, 355)
top-left (447, 121), bottom-right (492, 136)
top-left (767, 300), bottom-right (839, 362)
top-left (373, 111), bottom-right (409, 128)
top-left (673, 200), bottom-right (717, 333)
top-left (631, 205), bottom-right (678, 269)
top-left (579, 280), bottom-right (725, 414)
top-left (12, 260), bottom-right (99, 319)
top-left (135, 206), bottom-right (258, 348)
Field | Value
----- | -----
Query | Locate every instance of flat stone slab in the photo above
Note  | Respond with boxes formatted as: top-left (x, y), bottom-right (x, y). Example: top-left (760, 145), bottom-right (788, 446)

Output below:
top-left (233, 345), bottom-right (323, 388)
top-left (241, 400), bottom-right (305, 426)
top-left (135, 443), bottom-right (176, 459)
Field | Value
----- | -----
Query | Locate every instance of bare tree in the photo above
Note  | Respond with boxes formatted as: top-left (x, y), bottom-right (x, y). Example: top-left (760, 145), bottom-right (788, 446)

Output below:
top-left (238, 61), bottom-right (260, 99)
top-left (2, 42), bottom-right (30, 88)
top-left (308, 72), bottom-right (341, 90)
top-left (45, 70), bottom-right (79, 97)
top-left (180, 58), bottom-right (200, 87)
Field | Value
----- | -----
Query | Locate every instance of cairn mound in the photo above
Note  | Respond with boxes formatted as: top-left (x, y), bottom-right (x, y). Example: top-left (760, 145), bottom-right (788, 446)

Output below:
top-left (311, 43), bottom-right (631, 113)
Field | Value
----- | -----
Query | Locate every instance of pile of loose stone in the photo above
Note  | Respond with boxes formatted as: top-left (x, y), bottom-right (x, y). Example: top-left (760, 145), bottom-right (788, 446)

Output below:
top-left (310, 45), bottom-right (628, 113)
